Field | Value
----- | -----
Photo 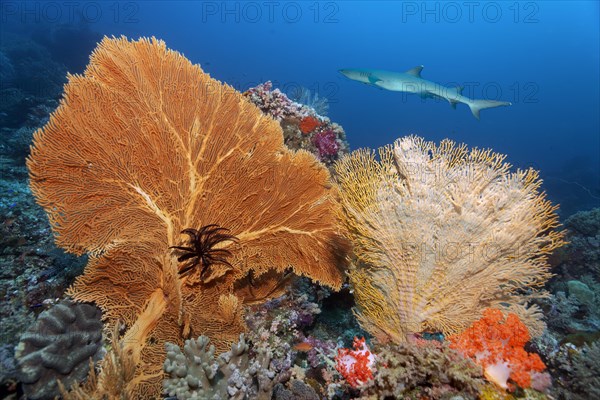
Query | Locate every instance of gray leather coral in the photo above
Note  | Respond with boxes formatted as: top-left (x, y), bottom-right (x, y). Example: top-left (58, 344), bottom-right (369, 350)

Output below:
top-left (15, 300), bottom-right (103, 400)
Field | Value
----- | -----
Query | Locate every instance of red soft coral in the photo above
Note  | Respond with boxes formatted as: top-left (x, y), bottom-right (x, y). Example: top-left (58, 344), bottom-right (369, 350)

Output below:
top-left (335, 337), bottom-right (375, 388)
top-left (449, 308), bottom-right (546, 391)
top-left (299, 115), bottom-right (321, 134)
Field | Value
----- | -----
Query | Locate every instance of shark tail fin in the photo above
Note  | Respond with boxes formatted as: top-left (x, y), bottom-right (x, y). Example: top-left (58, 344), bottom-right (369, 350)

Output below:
top-left (468, 99), bottom-right (512, 120)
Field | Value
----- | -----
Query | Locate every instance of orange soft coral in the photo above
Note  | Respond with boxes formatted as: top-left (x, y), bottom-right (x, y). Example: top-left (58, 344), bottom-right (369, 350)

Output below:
top-left (335, 337), bottom-right (375, 388)
top-left (449, 308), bottom-right (546, 391)
top-left (299, 115), bottom-right (321, 134)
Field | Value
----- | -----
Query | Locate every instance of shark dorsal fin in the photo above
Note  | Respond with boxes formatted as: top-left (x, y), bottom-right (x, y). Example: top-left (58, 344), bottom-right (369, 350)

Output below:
top-left (405, 65), bottom-right (424, 77)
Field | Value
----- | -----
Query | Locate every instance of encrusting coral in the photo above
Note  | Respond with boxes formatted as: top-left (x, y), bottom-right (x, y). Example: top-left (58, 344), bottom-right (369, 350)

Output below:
top-left (26, 36), bottom-right (348, 397)
top-left (334, 135), bottom-right (565, 343)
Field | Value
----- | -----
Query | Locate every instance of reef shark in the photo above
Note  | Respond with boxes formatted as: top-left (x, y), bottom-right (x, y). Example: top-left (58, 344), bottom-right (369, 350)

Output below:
top-left (339, 66), bottom-right (512, 119)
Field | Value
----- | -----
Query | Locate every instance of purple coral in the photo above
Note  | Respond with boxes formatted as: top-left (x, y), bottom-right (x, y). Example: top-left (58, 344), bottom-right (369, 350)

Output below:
top-left (303, 336), bottom-right (337, 368)
top-left (312, 129), bottom-right (340, 159)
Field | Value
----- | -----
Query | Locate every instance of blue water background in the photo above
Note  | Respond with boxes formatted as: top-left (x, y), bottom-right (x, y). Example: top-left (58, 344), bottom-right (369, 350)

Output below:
top-left (3, 1), bottom-right (599, 215)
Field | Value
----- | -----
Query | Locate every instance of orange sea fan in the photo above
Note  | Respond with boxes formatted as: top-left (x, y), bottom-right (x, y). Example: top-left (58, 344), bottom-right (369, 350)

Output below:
top-left (27, 36), bottom-right (348, 397)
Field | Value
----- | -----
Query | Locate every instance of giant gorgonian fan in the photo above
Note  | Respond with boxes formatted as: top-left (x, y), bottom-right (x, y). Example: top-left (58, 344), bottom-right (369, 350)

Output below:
top-left (27, 36), bottom-right (348, 397)
top-left (334, 135), bottom-right (564, 343)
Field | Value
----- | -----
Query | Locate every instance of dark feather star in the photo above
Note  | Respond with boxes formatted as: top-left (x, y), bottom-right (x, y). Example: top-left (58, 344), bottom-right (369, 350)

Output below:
top-left (169, 224), bottom-right (238, 281)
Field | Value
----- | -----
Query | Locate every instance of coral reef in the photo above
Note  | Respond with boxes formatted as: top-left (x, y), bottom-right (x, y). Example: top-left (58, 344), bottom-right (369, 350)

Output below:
top-left (2, 25), bottom-right (593, 400)
top-left (541, 208), bottom-right (600, 337)
top-left (358, 339), bottom-right (485, 400)
top-left (273, 379), bottom-right (319, 400)
top-left (549, 276), bottom-right (600, 334)
top-left (0, 50), bottom-right (15, 87)
top-left (14, 299), bottom-right (103, 400)
top-left (244, 284), bottom-right (325, 375)
top-left (26, 36), bottom-right (349, 397)
top-left (334, 135), bottom-right (565, 343)
top-left (571, 340), bottom-right (600, 399)
top-left (243, 81), bottom-right (305, 122)
top-left (449, 308), bottom-right (549, 391)
top-left (0, 177), bottom-right (85, 354)
top-left (552, 207), bottom-right (600, 279)
top-left (243, 81), bottom-right (349, 166)
top-left (163, 334), bottom-right (289, 399)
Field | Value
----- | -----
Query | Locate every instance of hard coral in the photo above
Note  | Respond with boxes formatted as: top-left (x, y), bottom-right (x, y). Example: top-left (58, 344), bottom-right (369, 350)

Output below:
top-left (242, 81), bottom-right (303, 121)
top-left (335, 337), bottom-right (375, 388)
top-left (27, 36), bottom-right (348, 397)
top-left (449, 308), bottom-right (548, 391)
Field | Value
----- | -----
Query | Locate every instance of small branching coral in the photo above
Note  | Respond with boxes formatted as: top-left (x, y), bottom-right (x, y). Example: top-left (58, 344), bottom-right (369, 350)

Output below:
top-left (163, 334), bottom-right (288, 400)
top-left (27, 36), bottom-right (348, 397)
top-left (334, 135), bottom-right (565, 343)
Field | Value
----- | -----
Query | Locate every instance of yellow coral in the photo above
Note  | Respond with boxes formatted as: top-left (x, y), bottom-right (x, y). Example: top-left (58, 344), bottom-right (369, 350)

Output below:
top-left (27, 36), bottom-right (348, 397)
top-left (334, 136), bottom-right (565, 343)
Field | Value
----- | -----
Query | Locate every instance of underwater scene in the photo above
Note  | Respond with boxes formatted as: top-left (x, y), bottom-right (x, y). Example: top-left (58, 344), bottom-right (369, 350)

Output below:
top-left (0, 1), bottom-right (599, 399)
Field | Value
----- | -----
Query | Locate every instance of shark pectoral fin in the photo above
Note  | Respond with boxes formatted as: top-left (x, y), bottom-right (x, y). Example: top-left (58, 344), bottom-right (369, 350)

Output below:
top-left (368, 76), bottom-right (382, 84)
top-left (405, 65), bottom-right (424, 77)
top-left (448, 87), bottom-right (463, 108)
top-left (424, 90), bottom-right (444, 100)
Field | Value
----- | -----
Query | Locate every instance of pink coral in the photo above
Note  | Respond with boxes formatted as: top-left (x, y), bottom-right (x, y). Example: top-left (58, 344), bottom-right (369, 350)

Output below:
top-left (243, 81), bottom-right (303, 121)
top-left (335, 337), bottom-right (375, 388)
top-left (312, 129), bottom-right (340, 159)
